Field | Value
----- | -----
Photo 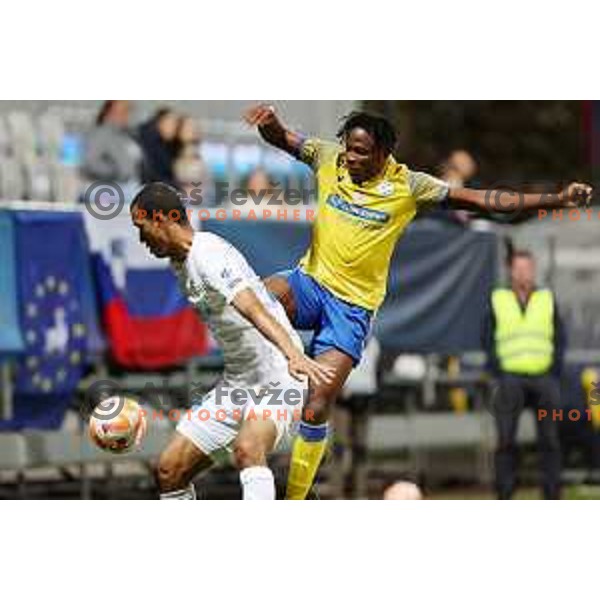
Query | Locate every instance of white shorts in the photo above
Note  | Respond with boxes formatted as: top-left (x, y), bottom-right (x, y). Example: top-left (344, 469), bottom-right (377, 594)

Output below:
top-left (176, 372), bottom-right (306, 463)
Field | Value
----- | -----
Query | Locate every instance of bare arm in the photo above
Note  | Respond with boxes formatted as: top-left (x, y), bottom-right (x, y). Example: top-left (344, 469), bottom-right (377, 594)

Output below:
top-left (244, 104), bottom-right (305, 159)
top-left (447, 182), bottom-right (593, 214)
top-left (231, 288), bottom-right (334, 386)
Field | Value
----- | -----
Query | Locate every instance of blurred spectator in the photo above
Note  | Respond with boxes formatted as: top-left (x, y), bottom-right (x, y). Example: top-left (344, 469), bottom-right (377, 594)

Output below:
top-left (139, 108), bottom-right (179, 184)
top-left (483, 249), bottom-right (566, 499)
top-left (170, 116), bottom-right (209, 209)
top-left (244, 168), bottom-right (305, 209)
top-left (440, 149), bottom-right (478, 187)
top-left (246, 168), bottom-right (272, 197)
top-left (174, 152), bottom-right (209, 208)
top-left (219, 168), bottom-right (277, 213)
top-left (82, 100), bottom-right (142, 183)
top-left (225, 167), bottom-right (274, 210)
top-left (434, 149), bottom-right (479, 226)
top-left (174, 115), bottom-right (201, 160)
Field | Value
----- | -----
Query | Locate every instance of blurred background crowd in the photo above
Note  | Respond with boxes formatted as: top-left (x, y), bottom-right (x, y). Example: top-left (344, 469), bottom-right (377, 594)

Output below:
top-left (0, 100), bottom-right (599, 499)
top-left (0, 100), bottom-right (323, 209)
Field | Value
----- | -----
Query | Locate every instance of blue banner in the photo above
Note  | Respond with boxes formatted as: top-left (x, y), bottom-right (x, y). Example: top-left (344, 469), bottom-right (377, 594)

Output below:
top-left (0, 211), bottom-right (103, 430)
top-left (375, 220), bottom-right (498, 353)
top-left (204, 219), bottom-right (311, 277)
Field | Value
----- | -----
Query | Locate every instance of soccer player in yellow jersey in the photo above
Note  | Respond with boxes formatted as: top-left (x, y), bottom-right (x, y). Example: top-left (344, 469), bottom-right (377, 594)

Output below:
top-left (245, 104), bottom-right (592, 500)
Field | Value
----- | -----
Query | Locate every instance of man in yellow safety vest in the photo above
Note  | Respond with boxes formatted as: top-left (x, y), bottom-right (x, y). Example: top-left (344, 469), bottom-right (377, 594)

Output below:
top-left (483, 249), bottom-right (566, 499)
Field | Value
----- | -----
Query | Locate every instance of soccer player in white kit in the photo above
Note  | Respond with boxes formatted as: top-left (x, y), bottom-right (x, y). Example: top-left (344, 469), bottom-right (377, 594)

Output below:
top-left (130, 183), bottom-right (334, 500)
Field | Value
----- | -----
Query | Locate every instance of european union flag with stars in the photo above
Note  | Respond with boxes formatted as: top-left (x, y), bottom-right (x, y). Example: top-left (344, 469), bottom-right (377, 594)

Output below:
top-left (0, 211), bottom-right (103, 430)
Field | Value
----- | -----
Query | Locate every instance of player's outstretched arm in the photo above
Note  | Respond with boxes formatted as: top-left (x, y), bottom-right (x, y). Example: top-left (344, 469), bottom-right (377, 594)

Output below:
top-left (231, 288), bottom-right (335, 386)
top-left (244, 104), bottom-right (305, 158)
top-left (447, 182), bottom-right (593, 214)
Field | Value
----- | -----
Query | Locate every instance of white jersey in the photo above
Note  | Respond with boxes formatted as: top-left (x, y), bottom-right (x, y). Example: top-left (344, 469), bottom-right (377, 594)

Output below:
top-left (172, 232), bottom-right (301, 386)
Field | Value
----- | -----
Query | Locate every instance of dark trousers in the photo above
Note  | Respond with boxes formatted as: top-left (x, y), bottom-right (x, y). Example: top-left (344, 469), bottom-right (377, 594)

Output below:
top-left (493, 374), bottom-right (562, 499)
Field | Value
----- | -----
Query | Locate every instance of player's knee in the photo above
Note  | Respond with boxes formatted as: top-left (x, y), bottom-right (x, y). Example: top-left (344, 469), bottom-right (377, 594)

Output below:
top-left (156, 451), bottom-right (189, 492)
top-left (233, 437), bottom-right (266, 470)
top-left (303, 392), bottom-right (332, 424)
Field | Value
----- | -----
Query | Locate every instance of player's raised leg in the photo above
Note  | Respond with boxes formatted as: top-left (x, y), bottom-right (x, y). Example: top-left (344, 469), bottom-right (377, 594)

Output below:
top-left (156, 432), bottom-right (213, 500)
top-left (286, 349), bottom-right (354, 500)
top-left (264, 272), bottom-right (363, 500)
top-left (234, 418), bottom-right (279, 500)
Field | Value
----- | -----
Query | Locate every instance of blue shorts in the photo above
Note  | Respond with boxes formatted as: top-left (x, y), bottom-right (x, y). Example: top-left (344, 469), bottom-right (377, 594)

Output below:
top-left (283, 268), bottom-right (373, 366)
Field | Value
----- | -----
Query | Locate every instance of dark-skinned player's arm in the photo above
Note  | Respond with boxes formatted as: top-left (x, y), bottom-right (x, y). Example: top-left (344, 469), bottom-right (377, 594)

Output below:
top-left (231, 288), bottom-right (335, 386)
top-left (244, 104), bottom-right (305, 158)
top-left (447, 182), bottom-right (593, 213)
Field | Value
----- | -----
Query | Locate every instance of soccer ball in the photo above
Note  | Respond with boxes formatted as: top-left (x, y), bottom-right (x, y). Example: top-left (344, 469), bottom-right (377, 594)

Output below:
top-left (88, 396), bottom-right (147, 454)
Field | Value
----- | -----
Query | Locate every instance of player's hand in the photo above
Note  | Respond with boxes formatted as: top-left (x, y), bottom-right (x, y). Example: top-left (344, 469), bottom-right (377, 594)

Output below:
top-left (287, 352), bottom-right (336, 387)
top-left (244, 104), bottom-right (277, 128)
top-left (559, 182), bottom-right (593, 208)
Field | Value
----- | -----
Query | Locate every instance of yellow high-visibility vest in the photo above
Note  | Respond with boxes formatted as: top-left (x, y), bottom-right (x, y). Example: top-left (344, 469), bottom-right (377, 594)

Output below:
top-left (491, 289), bottom-right (554, 375)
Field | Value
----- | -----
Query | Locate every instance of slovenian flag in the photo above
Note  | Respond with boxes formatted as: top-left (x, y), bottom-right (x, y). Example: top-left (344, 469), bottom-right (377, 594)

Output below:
top-left (85, 211), bottom-right (208, 370)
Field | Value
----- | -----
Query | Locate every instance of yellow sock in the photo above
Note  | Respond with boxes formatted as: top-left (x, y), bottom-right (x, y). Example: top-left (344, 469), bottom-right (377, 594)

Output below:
top-left (285, 423), bottom-right (328, 500)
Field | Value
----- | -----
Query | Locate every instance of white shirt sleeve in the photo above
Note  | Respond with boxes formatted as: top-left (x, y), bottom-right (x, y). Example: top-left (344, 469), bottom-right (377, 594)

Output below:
top-left (192, 234), bottom-right (254, 304)
top-left (408, 170), bottom-right (450, 207)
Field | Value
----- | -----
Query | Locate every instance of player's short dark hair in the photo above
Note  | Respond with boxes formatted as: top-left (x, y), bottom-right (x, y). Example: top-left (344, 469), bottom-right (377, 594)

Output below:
top-left (337, 111), bottom-right (397, 155)
top-left (131, 182), bottom-right (189, 225)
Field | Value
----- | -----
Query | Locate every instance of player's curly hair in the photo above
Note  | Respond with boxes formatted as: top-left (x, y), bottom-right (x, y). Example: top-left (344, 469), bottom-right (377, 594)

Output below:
top-left (337, 111), bottom-right (397, 155)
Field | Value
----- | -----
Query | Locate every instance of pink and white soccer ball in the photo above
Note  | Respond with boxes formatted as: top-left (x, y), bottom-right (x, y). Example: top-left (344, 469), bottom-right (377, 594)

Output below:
top-left (88, 396), bottom-right (147, 454)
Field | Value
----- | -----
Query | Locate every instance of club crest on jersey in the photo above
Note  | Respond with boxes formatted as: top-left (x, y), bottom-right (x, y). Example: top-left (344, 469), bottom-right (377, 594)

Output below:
top-left (376, 181), bottom-right (394, 196)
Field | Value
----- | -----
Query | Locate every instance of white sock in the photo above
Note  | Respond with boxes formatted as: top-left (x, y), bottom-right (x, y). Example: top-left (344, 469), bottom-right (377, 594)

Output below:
top-left (160, 483), bottom-right (197, 500)
top-left (239, 466), bottom-right (276, 500)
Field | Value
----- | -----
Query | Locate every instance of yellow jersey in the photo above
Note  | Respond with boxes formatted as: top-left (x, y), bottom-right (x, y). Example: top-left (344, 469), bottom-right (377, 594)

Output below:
top-left (298, 138), bottom-right (450, 311)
